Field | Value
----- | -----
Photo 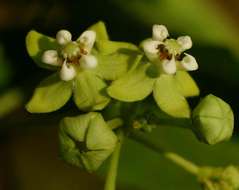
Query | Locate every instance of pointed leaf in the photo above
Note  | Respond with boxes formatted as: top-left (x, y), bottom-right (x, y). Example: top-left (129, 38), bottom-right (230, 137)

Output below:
top-left (87, 21), bottom-right (109, 41)
top-left (94, 40), bottom-right (143, 80)
top-left (174, 71), bottom-right (199, 97)
top-left (107, 64), bottom-right (155, 102)
top-left (26, 73), bottom-right (72, 113)
top-left (26, 30), bottom-right (59, 69)
top-left (153, 75), bottom-right (190, 118)
top-left (73, 71), bottom-right (110, 111)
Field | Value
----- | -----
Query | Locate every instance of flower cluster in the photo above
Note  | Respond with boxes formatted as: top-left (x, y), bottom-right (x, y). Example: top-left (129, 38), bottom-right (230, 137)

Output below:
top-left (25, 22), bottom-right (235, 188)
top-left (142, 25), bottom-right (198, 74)
top-left (42, 30), bottom-right (97, 81)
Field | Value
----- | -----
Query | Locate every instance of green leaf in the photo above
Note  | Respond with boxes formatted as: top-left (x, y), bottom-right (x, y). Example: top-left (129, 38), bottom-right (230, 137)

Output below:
top-left (107, 64), bottom-right (155, 102)
top-left (73, 71), bottom-right (110, 111)
top-left (26, 73), bottom-right (72, 113)
top-left (153, 74), bottom-right (190, 118)
top-left (26, 30), bottom-right (59, 69)
top-left (94, 40), bottom-right (143, 80)
top-left (87, 21), bottom-right (109, 41)
top-left (174, 71), bottom-right (199, 97)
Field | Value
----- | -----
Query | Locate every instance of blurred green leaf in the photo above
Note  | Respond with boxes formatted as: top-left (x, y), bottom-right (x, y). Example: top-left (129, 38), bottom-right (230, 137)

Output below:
top-left (0, 88), bottom-right (23, 119)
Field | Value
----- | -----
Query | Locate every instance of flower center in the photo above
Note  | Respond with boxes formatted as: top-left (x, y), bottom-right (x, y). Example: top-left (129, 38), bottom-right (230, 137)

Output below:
top-left (157, 44), bottom-right (172, 60)
top-left (61, 42), bottom-right (89, 64)
top-left (157, 41), bottom-right (185, 62)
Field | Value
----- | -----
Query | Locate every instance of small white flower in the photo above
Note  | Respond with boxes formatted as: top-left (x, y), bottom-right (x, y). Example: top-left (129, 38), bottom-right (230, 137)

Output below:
top-left (143, 25), bottom-right (198, 74)
top-left (41, 29), bottom-right (97, 81)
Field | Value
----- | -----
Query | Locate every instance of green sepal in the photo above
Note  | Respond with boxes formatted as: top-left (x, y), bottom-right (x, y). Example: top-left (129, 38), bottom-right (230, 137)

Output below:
top-left (26, 30), bottom-right (59, 70)
top-left (107, 64), bottom-right (155, 102)
top-left (73, 71), bottom-right (110, 111)
top-left (59, 112), bottom-right (117, 172)
top-left (26, 73), bottom-right (72, 113)
top-left (153, 74), bottom-right (191, 118)
top-left (174, 71), bottom-right (200, 97)
top-left (94, 40), bottom-right (143, 80)
top-left (87, 21), bottom-right (109, 41)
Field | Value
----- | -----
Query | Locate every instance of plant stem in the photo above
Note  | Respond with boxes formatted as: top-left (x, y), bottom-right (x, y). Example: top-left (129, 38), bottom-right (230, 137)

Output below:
top-left (107, 118), bottom-right (123, 130)
top-left (104, 130), bottom-right (124, 190)
top-left (129, 130), bottom-right (199, 175)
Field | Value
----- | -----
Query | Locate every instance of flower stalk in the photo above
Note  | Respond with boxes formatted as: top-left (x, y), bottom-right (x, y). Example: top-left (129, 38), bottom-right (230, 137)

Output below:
top-left (104, 130), bottom-right (124, 190)
top-left (129, 130), bottom-right (199, 175)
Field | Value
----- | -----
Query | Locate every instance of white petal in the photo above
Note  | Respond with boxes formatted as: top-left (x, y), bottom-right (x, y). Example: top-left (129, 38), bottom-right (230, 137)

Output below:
top-left (42, 50), bottom-right (61, 66)
top-left (162, 57), bottom-right (177, 74)
top-left (152, 25), bottom-right (169, 41)
top-left (177, 36), bottom-right (192, 51)
top-left (60, 61), bottom-right (76, 81)
top-left (80, 54), bottom-right (98, 69)
top-left (180, 53), bottom-right (198, 71)
top-left (142, 39), bottom-right (161, 62)
top-left (78, 30), bottom-right (96, 52)
top-left (56, 30), bottom-right (72, 45)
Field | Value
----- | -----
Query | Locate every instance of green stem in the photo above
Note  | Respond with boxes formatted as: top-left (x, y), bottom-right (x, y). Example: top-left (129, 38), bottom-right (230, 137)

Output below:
top-left (104, 130), bottom-right (124, 190)
top-left (107, 118), bottom-right (123, 130)
top-left (130, 130), bottom-right (199, 175)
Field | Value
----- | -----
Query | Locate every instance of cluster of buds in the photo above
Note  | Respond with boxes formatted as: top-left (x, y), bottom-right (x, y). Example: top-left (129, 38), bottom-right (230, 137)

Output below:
top-left (42, 30), bottom-right (97, 81)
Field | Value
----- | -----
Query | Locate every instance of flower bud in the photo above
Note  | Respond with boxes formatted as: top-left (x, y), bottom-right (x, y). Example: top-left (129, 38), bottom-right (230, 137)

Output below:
top-left (198, 165), bottom-right (239, 190)
top-left (59, 112), bottom-right (117, 172)
top-left (192, 94), bottom-right (234, 145)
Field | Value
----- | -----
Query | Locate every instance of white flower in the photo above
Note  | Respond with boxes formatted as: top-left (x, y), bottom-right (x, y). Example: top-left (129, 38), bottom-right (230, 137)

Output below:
top-left (41, 29), bottom-right (98, 81)
top-left (143, 25), bottom-right (198, 74)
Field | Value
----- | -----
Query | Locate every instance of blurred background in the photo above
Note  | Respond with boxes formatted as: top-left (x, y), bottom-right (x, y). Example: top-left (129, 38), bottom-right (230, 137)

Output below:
top-left (0, 0), bottom-right (239, 189)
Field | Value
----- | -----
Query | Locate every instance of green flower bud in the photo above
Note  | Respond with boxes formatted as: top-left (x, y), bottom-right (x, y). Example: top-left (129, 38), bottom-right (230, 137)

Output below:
top-left (198, 165), bottom-right (239, 190)
top-left (59, 112), bottom-right (118, 172)
top-left (192, 94), bottom-right (234, 145)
